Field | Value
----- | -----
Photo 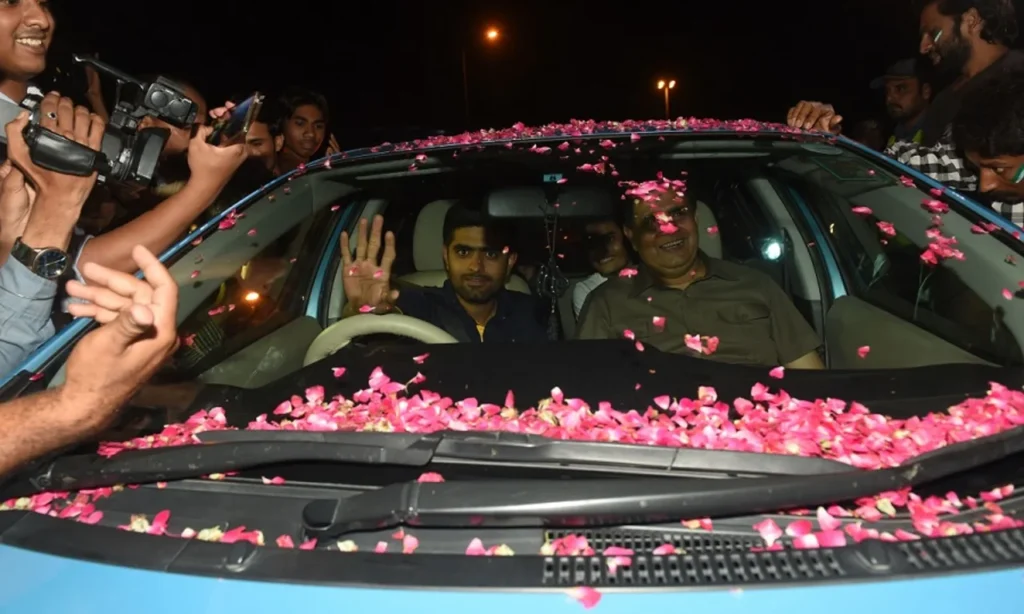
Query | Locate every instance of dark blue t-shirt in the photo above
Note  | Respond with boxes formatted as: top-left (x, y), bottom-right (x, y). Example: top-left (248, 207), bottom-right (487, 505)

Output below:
top-left (396, 281), bottom-right (548, 343)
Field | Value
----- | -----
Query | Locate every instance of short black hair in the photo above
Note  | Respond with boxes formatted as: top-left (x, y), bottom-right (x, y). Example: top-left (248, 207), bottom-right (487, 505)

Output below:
top-left (256, 100), bottom-right (282, 136)
top-left (278, 87), bottom-right (330, 127)
top-left (442, 205), bottom-right (515, 251)
top-left (953, 66), bottom-right (1024, 157)
top-left (926, 0), bottom-right (1018, 47)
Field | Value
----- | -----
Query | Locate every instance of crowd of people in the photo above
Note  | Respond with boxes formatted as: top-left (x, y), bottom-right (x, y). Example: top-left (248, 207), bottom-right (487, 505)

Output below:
top-left (0, 0), bottom-right (343, 473)
top-left (2, 0), bottom-right (1024, 476)
top-left (787, 0), bottom-right (1024, 223)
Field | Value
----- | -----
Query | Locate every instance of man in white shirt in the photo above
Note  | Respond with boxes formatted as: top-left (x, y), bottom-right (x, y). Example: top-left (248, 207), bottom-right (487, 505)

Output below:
top-left (0, 0), bottom-right (51, 106)
top-left (572, 217), bottom-right (633, 318)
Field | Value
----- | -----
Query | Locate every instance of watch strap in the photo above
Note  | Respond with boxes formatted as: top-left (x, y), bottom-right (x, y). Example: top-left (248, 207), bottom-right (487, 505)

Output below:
top-left (9, 238), bottom-right (37, 269)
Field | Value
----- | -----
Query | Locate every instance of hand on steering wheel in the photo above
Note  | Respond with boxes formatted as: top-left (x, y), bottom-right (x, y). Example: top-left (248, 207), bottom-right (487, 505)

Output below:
top-left (340, 214), bottom-right (399, 314)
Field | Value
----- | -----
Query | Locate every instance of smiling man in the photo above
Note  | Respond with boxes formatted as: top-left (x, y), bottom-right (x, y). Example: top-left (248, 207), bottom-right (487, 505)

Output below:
top-left (573, 216), bottom-right (633, 319)
top-left (576, 179), bottom-right (824, 369)
top-left (0, 0), bottom-right (50, 105)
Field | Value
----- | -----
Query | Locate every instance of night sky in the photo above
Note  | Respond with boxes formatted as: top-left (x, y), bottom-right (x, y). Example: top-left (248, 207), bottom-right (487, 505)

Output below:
top-left (43, 0), bottom-right (1019, 147)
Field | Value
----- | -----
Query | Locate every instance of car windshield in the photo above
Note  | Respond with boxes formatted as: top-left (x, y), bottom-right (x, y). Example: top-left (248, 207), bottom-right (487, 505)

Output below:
top-left (4, 123), bottom-right (1024, 567)
top-left (18, 126), bottom-right (1024, 430)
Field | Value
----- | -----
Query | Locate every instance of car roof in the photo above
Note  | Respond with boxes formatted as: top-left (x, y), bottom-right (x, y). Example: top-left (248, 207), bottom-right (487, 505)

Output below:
top-left (332, 118), bottom-right (821, 163)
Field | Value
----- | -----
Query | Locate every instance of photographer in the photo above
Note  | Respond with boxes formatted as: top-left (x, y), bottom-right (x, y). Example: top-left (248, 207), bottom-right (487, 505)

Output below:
top-left (0, 94), bottom-right (104, 373)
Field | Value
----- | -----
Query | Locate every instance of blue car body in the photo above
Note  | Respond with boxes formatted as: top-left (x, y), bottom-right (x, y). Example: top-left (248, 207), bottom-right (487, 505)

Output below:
top-left (1, 545), bottom-right (1021, 613)
top-left (1, 123), bottom-right (1022, 611)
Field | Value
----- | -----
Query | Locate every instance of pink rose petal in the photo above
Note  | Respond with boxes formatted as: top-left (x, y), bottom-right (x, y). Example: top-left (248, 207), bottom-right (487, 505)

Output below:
top-left (568, 587), bottom-right (602, 609)
top-left (753, 518), bottom-right (783, 547)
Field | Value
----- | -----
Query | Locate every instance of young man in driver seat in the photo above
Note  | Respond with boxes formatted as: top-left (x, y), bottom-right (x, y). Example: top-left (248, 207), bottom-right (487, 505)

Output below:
top-left (340, 206), bottom-right (548, 343)
top-left (576, 180), bottom-right (824, 369)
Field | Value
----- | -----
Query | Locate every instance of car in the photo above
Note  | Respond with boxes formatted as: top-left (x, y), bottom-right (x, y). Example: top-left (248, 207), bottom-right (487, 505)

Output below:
top-left (1, 117), bottom-right (1023, 613)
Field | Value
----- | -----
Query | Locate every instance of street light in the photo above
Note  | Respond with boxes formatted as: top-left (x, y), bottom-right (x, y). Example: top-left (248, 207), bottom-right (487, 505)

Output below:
top-left (463, 27), bottom-right (501, 128)
top-left (657, 79), bottom-right (676, 119)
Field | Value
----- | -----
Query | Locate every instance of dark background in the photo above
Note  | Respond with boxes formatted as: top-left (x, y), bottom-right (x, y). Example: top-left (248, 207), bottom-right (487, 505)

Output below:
top-left (41, 0), bottom-right (1016, 147)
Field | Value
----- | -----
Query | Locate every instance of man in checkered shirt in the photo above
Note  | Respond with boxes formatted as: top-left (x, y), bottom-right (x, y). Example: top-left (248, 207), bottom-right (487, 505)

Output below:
top-left (787, 0), bottom-right (1024, 225)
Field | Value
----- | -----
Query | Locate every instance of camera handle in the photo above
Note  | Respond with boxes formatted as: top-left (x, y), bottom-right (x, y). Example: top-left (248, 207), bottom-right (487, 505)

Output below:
top-left (22, 123), bottom-right (106, 177)
top-left (71, 54), bottom-right (141, 89)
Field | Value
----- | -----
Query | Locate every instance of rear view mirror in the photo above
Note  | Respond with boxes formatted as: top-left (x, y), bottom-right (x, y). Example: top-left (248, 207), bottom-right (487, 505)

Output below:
top-left (486, 186), bottom-right (615, 219)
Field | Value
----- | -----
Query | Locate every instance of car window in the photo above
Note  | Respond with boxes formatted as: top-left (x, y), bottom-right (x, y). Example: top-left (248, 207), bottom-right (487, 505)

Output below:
top-left (774, 152), bottom-right (1024, 366)
top-left (163, 207), bottom-right (336, 380)
top-left (111, 176), bottom-right (356, 392)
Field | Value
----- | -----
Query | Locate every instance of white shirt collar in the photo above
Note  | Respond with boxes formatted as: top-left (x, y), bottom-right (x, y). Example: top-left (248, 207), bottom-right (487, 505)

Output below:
top-left (0, 84), bottom-right (42, 106)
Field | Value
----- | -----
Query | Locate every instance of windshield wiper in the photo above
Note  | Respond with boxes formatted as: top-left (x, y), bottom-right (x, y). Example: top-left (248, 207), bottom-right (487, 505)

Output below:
top-left (300, 425), bottom-right (1024, 541)
top-left (1, 437), bottom-right (441, 498)
top-left (0, 429), bottom-right (851, 499)
top-left (197, 429), bottom-right (849, 475)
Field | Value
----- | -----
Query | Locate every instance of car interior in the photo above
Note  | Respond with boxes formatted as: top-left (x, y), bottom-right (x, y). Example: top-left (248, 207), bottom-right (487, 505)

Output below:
top-left (41, 137), bottom-right (1024, 394)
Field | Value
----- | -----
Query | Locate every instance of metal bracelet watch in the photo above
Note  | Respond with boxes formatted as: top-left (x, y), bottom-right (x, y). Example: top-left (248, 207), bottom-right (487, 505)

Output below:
top-left (10, 237), bottom-right (70, 280)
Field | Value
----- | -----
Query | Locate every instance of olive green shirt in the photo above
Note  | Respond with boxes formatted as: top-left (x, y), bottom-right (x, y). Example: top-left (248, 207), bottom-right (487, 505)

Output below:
top-left (575, 257), bottom-right (821, 366)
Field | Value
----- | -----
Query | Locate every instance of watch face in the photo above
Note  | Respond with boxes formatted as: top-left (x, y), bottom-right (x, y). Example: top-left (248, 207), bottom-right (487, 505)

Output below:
top-left (35, 248), bottom-right (69, 279)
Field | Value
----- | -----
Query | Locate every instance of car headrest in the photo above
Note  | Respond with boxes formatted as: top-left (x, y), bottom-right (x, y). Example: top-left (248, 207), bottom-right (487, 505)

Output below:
top-left (696, 199), bottom-right (722, 260)
top-left (413, 200), bottom-right (456, 271)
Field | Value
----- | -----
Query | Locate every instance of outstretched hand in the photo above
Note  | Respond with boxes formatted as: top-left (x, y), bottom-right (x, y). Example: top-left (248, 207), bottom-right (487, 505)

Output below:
top-left (62, 245), bottom-right (180, 428)
top-left (340, 215), bottom-right (399, 314)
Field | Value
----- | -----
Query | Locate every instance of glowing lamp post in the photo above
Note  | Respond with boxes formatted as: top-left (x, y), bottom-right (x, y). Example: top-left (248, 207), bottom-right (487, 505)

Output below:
top-left (657, 79), bottom-right (676, 119)
top-left (463, 27), bottom-right (501, 128)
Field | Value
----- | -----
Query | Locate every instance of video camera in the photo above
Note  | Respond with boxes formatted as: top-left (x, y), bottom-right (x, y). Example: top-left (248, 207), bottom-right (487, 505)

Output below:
top-left (0, 55), bottom-right (198, 187)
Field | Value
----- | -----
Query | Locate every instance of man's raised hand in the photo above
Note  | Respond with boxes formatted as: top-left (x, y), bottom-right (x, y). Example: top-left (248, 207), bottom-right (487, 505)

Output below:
top-left (340, 215), bottom-right (398, 314)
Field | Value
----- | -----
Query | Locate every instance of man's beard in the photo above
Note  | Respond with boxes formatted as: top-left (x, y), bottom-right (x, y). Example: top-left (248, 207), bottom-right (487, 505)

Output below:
top-left (933, 34), bottom-right (972, 82)
top-left (455, 282), bottom-right (498, 303)
top-left (886, 104), bottom-right (908, 120)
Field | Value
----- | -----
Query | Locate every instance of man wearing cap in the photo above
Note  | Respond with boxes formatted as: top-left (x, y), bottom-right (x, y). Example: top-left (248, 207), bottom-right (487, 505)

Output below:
top-left (871, 58), bottom-right (932, 148)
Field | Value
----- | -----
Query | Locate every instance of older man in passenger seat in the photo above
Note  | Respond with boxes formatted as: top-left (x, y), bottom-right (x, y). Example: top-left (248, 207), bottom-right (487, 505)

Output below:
top-left (340, 207), bottom-right (548, 343)
top-left (576, 179), bottom-right (824, 369)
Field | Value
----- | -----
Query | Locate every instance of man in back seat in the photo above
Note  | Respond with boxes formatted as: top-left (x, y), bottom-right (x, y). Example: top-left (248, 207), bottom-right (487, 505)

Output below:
top-left (340, 207), bottom-right (548, 343)
top-left (574, 216), bottom-right (634, 319)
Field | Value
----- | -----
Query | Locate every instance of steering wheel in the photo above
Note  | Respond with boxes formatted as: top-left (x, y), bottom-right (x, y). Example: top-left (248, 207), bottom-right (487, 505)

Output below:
top-left (303, 314), bottom-right (458, 366)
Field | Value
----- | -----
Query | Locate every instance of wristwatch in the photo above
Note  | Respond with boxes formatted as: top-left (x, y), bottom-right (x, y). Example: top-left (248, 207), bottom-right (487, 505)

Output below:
top-left (10, 237), bottom-right (69, 280)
